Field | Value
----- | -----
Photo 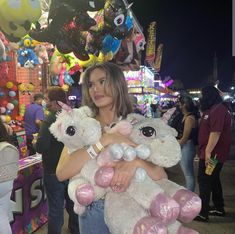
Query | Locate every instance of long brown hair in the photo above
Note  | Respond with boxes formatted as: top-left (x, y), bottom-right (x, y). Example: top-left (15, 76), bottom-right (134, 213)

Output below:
top-left (82, 62), bottom-right (133, 118)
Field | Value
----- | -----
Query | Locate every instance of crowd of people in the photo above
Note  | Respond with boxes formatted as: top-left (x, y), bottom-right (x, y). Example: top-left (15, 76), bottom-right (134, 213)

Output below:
top-left (0, 62), bottom-right (233, 233)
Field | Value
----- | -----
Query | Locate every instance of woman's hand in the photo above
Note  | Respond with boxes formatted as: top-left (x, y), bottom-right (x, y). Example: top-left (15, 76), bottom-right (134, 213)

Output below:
top-left (110, 159), bottom-right (140, 192)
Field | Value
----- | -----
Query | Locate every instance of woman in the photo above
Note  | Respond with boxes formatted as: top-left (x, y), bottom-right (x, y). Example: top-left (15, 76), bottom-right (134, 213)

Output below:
top-left (177, 95), bottom-right (199, 192)
top-left (56, 62), bottom-right (167, 234)
top-left (0, 120), bottom-right (19, 234)
top-left (195, 86), bottom-right (232, 222)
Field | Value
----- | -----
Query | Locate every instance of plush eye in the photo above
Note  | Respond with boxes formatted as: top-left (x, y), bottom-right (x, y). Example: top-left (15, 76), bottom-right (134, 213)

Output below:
top-left (114, 14), bottom-right (125, 26)
top-left (140, 126), bottom-right (156, 137)
top-left (66, 126), bottom-right (76, 136)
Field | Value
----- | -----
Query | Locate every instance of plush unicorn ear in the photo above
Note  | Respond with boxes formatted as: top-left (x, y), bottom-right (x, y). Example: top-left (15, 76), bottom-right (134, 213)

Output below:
top-left (78, 106), bottom-right (94, 118)
top-left (57, 101), bottom-right (72, 113)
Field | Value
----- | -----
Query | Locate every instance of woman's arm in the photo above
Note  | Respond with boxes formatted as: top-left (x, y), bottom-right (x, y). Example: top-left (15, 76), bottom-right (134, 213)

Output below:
top-left (110, 159), bottom-right (167, 191)
top-left (56, 132), bottom-right (136, 181)
top-left (56, 146), bottom-right (91, 181)
top-left (178, 116), bottom-right (195, 145)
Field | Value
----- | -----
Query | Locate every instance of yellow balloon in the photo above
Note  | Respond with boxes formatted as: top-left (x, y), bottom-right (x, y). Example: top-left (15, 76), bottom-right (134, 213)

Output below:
top-left (5, 115), bottom-right (11, 123)
top-left (6, 81), bottom-right (14, 89)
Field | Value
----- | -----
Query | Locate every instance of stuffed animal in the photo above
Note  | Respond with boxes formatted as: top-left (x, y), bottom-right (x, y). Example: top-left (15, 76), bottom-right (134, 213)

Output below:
top-left (49, 105), bottom-right (200, 234)
top-left (0, 0), bottom-right (41, 42)
top-left (17, 48), bottom-right (39, 67)
top-left (0, 39), bottom-right (6, 62)
top-left (34, 44), bottom-right (49, 64)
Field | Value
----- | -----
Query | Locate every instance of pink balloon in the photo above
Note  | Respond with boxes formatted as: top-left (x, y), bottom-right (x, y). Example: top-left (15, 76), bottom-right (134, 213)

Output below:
top-left (133, 216), bottom-right (167, 234)
top-left (95, 166), bottom-right (114, 188)
top-left (150, 193), bottom-right (180, 225)
top-left (173, 189), bottom-right (201, 223)
top-left (75, 184), bottom-right (94, 206)
top-left (0, 107), bottom-right (6, 113)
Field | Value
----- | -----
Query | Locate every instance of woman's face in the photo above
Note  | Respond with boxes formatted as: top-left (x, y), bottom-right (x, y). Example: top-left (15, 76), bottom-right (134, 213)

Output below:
top-left (88, 68), bottom-right (113, 109)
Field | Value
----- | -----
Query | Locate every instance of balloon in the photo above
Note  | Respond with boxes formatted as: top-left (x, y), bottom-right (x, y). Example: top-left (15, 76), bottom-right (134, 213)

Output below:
top-left (0, 107), bottom-right (6, 114)
top-left (11, 99), bottom-right (19, 106)
top-left (2, 100), bottom-right (8, 106)
top-left (6, 81), bottom-right (14, 89)
top-left (7, 103), bottom-right (14, 110)
top-left (4, 115), bottom-right (11, 123)
top-left (0, 115), bottom-right (6, 122)
top-left (11, 85), bottom-right (18, 91)
top-left (9, 90), bottom-right (16, 97)
top-left (5, 109), bottom-right (12, 115)
top-left (0, 91), bottom-right (4, 97)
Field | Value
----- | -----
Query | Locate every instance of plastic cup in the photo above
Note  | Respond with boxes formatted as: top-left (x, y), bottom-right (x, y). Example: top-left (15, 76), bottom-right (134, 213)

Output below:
top-left (205, 156), bottom-right (218, 175)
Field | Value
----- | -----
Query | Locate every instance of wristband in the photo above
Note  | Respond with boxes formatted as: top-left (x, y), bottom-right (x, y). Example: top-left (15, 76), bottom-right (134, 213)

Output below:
top-left (95, 141), bottom-right (104, 152)
top-left (86, 145), bottom-right (98, 159)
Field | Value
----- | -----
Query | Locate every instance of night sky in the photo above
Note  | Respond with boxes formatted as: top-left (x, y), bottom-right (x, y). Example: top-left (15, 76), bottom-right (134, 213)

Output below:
top-left (131, 0), bottom-right (235, 90)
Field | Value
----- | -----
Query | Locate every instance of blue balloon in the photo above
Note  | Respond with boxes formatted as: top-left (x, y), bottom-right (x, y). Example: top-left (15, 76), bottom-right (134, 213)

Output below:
top-left (0, 91), bottom-right (4, 97)
top-left (5, 109), bottom-right (12, 115)
top-left (9, 90), bottom-right (16, 97)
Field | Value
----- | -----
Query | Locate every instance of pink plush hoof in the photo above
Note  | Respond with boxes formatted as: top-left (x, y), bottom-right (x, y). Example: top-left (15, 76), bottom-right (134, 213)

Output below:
top-left (95, 166), bottom-right (114, 188)
top-left (178, 226), bottom-right (199, 234)
top-left (73, 203), bottom-right (86, 215)
top-left (133, 217), bottom-right (167, 234)
top-left (150, 193), bottom-right (180, 225)
top-left (75, 184), bottom-right (94, 206)
top-left (173, 189), bottom-right (202, 223)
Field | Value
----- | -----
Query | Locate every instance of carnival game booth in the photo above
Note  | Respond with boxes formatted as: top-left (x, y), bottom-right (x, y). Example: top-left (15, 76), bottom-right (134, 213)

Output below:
top-left (0, 31), bottom-right (49, 232)
top-left (124, 66), bottom-right (158, 114)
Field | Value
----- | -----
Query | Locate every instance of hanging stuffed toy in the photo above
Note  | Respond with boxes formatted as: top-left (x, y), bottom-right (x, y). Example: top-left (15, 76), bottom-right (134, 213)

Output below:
top-left (0, 0), bottom-right (42, 42)
top-left (0, 31), bottom-right (11, 62)
top-left (17, 48), bottom-right (39, 67)
top-left (29, 0), bottom-right (105, 60)
top-left (0, 39), bottom-right (6, 62)
top-left (34, 44), bottom-right (49, 64)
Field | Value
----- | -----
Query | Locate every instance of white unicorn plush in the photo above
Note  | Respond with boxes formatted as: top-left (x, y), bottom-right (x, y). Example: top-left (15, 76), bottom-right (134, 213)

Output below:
top-left (50, 103), bottom-right (201, 234)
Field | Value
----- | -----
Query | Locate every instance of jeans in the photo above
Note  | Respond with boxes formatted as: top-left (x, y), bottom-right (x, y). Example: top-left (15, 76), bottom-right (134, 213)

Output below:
top-left (0, 180), bottom-right (14, 234)
top-left (180, 140), bottom-right (196, 191)
top-left (79, 199), bottom-right (110, 234)
top-left (43, 173), bottom-right (79, 234)
top-left (198, 159), bottom-right (224, 217)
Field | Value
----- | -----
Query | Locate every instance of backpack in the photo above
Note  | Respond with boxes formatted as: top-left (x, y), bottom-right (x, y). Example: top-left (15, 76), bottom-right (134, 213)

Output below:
top-left (0, 142), bottom-right (19, 182)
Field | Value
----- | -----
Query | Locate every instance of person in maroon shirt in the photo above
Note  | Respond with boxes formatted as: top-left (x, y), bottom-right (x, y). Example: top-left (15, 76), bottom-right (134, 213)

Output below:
top-left (195, 86), bottom-right (233, 222)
